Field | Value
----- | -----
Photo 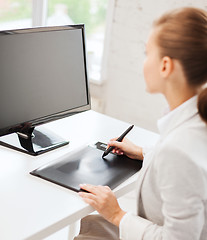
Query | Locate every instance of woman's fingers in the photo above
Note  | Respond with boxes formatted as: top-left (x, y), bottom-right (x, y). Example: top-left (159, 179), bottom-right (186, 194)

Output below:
top-left (79, 184), bottom-right (101, 195)
top-left (105, 139), bottom-right (125, 155)
top-left (78, 191), bottom-right (98, 206)
top-left (78, 184), bottom-right (126, 226)
top-left (79, 184), bottom-right (111, 208)
top-left (109, 140), bottom-right (125, 155)
top-left (108, 140), bottom-right (123, 148)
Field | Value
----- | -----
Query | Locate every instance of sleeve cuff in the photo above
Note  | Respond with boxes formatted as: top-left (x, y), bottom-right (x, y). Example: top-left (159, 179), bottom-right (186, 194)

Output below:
top-left (119, 212), bottom-right (152, 240)
top-left (142, 145), bottom-right (153, 157)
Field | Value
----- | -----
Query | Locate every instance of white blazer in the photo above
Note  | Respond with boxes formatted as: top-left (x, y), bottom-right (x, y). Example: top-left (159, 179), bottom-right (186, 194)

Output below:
top-left (119, 96), bottom-right (207, 240)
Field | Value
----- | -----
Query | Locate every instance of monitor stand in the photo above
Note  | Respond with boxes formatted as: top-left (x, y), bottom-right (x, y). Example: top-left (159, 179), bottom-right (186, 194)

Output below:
top-left (0, 126), bottom-right (69, 155)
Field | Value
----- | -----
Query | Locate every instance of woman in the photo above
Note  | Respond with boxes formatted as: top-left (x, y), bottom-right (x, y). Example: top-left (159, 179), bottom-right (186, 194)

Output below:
top-left (76, 7), bottom-right (207, 240)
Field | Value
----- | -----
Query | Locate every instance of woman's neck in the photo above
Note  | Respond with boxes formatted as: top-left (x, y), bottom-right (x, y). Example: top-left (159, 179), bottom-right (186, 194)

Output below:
top-left (165, 86), bottom-right (197, 111)
top-left (163, 60), bottom-right (198, 110)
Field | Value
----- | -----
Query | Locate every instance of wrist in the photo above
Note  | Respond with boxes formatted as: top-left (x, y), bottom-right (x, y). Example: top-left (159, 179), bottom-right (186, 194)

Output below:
top-left (111, 209), bottom-right (126, 227)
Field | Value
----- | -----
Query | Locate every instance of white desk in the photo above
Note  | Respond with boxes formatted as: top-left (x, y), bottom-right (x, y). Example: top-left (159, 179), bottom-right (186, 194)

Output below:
top-left (0, 110), bottom-right (159, 240)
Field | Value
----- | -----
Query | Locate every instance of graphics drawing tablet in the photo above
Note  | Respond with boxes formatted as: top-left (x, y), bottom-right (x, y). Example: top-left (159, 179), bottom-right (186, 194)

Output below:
top-left (30, 142), bottom-right (142, 192)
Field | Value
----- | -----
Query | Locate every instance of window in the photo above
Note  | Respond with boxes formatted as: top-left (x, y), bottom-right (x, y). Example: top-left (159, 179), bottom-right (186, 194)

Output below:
top-left (0, 0), bottom-right (32, 30)
top-left (47, 0), bottom-right (108, 82)
top-left (0, 0), bottom-right (108, 83)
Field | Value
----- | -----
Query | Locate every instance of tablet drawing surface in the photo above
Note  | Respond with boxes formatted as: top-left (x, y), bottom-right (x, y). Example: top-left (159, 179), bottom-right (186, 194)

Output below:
top-left (30, 142), bottom-right (143, 192)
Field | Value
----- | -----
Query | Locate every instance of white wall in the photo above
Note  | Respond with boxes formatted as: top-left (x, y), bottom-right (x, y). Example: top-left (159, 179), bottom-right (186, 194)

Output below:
top-left (90, 0), bottom-right (207, 132)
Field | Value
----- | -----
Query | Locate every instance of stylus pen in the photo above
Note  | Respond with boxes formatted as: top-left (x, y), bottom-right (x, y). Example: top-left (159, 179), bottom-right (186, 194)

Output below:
top-left (102, 124), bottom-right (134, 158)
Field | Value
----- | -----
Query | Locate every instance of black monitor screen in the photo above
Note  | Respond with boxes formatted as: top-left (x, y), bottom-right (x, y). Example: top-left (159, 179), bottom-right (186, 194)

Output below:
top-left (0, 25), bottom-right (90, 135)
top-left (0, 25), bottom-right (90, 155)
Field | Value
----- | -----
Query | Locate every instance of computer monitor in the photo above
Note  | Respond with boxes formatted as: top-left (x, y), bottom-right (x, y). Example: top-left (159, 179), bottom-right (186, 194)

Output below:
top-left (0, 25), bottom-right (90, 155)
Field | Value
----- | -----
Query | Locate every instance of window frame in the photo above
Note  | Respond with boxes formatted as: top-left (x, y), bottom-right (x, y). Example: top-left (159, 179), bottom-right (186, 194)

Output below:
top-left (32, 0), bottom-right (48, 27)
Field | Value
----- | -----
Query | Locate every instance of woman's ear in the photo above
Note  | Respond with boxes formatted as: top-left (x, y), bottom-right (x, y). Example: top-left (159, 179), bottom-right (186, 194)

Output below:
top-left (160, 56), bottom-right (174, 78)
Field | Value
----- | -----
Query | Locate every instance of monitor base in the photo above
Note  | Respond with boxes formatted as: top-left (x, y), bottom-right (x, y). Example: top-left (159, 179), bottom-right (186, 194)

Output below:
top-left (0, 126), bottom-right (69, 156)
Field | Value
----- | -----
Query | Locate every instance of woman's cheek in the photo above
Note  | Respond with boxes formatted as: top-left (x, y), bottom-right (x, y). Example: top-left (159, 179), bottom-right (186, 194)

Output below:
top-left (143, 59), bottom-right (150, 92)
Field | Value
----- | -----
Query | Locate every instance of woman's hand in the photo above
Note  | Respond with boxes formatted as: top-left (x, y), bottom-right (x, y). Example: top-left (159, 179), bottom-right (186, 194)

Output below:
top-left (108, 137), bottom-right (143, 160)
top-left (78, 184), bottom-right (126, 227)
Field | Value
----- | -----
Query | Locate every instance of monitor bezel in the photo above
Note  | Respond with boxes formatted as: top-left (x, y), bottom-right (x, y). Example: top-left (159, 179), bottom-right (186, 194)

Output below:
top-left (0, 24), bottom-right (91, 138)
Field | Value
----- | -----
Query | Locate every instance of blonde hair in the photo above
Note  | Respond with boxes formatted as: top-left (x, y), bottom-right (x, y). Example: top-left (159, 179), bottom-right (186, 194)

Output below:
top-left (153, 7), bottom-right (207, 123)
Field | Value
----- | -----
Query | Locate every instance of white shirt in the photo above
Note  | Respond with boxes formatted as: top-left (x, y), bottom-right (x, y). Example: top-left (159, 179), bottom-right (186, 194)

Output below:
top-left (119, 96), bottom-right (207, 240)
